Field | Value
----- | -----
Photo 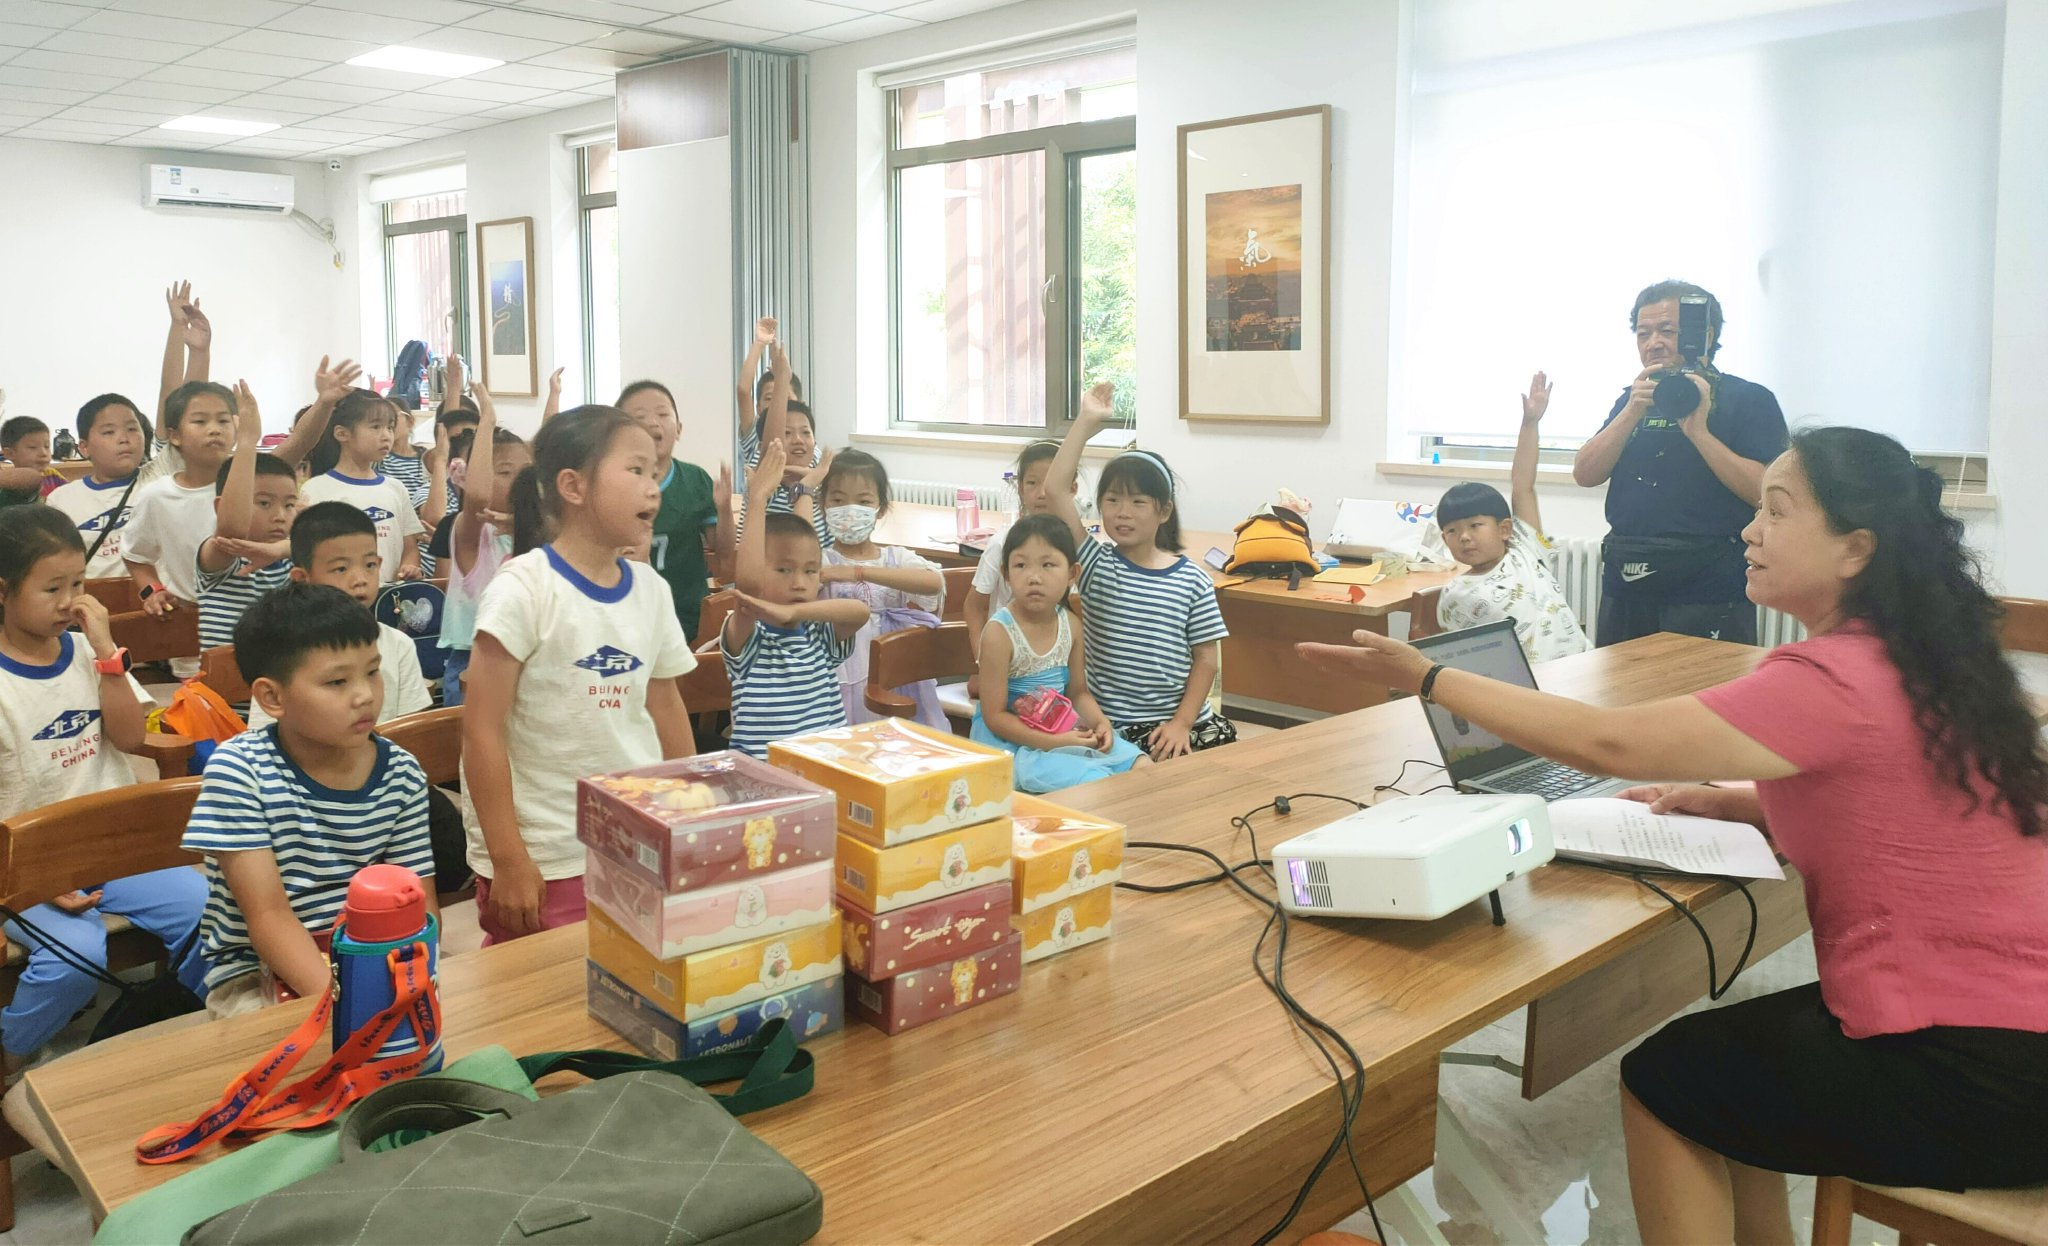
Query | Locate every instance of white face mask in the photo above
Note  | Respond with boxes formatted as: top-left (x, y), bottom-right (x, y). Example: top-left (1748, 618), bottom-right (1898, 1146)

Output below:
top-left (825, 503), bottom-right (879, 545)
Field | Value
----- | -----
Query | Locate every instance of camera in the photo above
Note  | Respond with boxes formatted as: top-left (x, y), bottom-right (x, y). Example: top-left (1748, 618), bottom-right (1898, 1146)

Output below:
top-left (1651, 294), bottom-right (1714, 419)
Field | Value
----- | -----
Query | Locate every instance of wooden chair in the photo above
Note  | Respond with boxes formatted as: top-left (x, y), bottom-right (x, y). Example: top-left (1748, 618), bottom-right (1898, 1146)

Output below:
top-left (107, 605), bottom-right (200, 667)
top-left (83, 578), bottom-right (141, 615)
top-left (1407, 586), bottom-right (1445, 641)
top-left (694, 589), bottom-right (736, 650)
top-left (1813, 1176), bottom-right (2048, 1246)
top-left (1998, 596), bottom-right (2048, 655)
top-left (865, 622), bottom-right (976, 732)
top-left (193, 644), bottom-right (250, 707)
top-left (378, 705), bottom-right (462, 786)
top-left (940, 566), bottom-right (976, 623)
top-left (0, 777), bottom-right (207, 1230)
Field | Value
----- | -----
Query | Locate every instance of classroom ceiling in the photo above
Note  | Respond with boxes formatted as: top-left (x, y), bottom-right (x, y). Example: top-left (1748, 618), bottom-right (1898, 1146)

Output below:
top-left (0, 0), bottom-right (1025, 161)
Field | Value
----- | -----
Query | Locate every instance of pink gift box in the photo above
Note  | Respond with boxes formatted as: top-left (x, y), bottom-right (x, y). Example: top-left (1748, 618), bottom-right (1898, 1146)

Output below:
top-left (578, 752), bottom-right (836, 894)
top-left (586, 852), bottom-right (838, 960)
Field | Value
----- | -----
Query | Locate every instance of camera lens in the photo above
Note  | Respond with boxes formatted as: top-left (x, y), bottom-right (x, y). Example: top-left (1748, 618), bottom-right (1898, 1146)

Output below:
top-left (1652, 372), bottom-right (1701, 419)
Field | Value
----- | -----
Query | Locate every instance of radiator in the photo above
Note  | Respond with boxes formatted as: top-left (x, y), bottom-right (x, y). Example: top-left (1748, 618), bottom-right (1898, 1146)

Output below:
top-left (894, 478), bottom-right (1009, 513)
top-left (1548, 538), bottom-right (1804, 649)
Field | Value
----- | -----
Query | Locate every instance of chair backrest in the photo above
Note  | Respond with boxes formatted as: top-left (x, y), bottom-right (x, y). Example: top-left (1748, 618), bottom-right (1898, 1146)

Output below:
top-left (865, 622), bottom-right (974, 718)
top-left (679, 640), bottom-right (731, 716)
top-left (694, 589), bottom-right (736, 650)
top-left (109, 605), bottom-right (200, 664)
top-left (1408, 587), bottom-right (1445, 641)
top-left (0, 778), bottom-right (204, 913)
top-left (195, 644), bottom-right (251, 707)
top-left (2000, 597), bottom-right (2048, 655)
top-left (941, 566), bottom-right (976, 622)
top-left (84, 577), bottom-right (142, 615)
top-left (378, 705), bottom-right (462, 786)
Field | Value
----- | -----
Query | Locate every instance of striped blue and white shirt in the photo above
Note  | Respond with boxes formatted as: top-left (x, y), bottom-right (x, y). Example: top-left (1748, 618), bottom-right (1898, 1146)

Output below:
top-left (380, 453), bottom-right (430, 511)
top-left (1076, 538), bottom-right (1229, 727)
top-left (196, 554), bottom-right (292, 652)
top-left (738, 432), bottom-right (831, 548)
top-left (722, 620), bottom-right (854, 759)
top-left (183, 728), bottom-right (435, 992)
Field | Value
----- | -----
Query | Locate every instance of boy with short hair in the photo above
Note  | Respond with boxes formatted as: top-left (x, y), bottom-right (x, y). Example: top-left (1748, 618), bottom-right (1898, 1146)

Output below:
top-left (45, 395), bottom-right (149, 578)
top-left (0, 416), bottom-right (60, 507)
top-left (722, 441), bottom-right (866, 758)
top-left (125, 381), bottom-right (243, 628)
top-left (1429, 371), bottom-right (1590, 663)
top-left (196, 392), bottom-right (299, 662)
top-left (183, 582), bottom-right (437, 1015)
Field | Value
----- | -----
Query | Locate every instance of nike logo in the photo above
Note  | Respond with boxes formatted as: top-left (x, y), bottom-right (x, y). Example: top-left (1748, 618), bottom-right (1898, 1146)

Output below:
top-left (1620, 563), bottom-right (1655, 582)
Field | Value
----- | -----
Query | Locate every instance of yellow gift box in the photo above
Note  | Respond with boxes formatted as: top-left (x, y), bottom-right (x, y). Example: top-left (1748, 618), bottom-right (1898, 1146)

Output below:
top-left (834, 818), bottom-right (1012, 915)
top-left (1013, 883), bottom-right (1113, 964)
top-left (769, 719), bottom-right (1012, 847)
top-left (587, 904), bottom-right (842, 1023)
top-left (1009, 793), bottom-right (1126, 915)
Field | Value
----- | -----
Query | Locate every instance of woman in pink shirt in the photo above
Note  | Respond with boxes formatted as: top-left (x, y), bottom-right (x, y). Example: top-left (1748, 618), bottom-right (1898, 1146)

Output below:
top-left (1303, 427), bottom-right (2048, 1244)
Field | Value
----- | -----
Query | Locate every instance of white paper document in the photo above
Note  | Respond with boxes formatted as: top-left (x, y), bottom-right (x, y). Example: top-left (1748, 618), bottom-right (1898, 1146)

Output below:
top-left (1547, 797), bottom-right (1785, 881)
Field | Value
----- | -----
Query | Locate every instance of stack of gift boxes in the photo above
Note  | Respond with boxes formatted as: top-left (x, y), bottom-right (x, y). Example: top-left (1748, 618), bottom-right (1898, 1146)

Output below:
top-left (577, 753), bottom-right (848, 1060)
top-left (1008, 793), bottom-right (1126, 962)
top-left (769, 719), bottom-right (1026, 1036)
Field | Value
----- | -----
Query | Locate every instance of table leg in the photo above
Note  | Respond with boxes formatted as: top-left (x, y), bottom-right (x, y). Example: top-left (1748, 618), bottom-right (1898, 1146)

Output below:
top-left (1218, 598), bottom-right (1392, 717)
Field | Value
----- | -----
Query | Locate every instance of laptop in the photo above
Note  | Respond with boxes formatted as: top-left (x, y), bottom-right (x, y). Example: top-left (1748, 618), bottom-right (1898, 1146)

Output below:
top-left (1409, 619), bottom-right (1631, 801)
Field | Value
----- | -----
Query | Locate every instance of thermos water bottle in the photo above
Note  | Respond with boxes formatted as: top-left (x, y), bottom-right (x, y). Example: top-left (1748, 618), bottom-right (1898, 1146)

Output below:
top-left (331, 864), bottom-right (441, 1071)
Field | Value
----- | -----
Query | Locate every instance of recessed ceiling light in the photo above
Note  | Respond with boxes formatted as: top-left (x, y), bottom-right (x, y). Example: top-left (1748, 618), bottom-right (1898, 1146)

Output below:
top-left (161, 115), bottom-right (278, 136)
top-left (347, 45), bottom-right (505, 78)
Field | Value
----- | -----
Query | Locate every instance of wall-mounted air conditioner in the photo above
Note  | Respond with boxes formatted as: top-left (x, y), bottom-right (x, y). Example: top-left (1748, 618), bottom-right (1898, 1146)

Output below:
top-left (144, 164), bottom-right (296, 215)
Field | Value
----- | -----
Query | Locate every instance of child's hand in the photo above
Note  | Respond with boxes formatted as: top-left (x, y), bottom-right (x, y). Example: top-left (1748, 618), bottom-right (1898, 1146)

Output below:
top-left (733, 590), bottom-right (795, 628)
top-left (818, 563), bottom-right (857, 584)
top-left (165, 280), bottom-right (191, 325)
top-left (747, 440), bottom-right (787, 499)
top-left (1077, 381), bottom-right (1117, 428)
top-left (233, 379), bottom-right (262, 445)
top-left (219, 537), bottom-right (289, 568)
top-left (1522, 371), bottom-right (1551, 425)
top-left (714, 463), bottom-right (733, 516)
top-left (800, 447), bottom-right (835, 492)
top-left (546, 367), bottom-right (564, 402)
top-left (469, 375), bottom-right (497, 421)
top-left (1059, 728), bottom-right (1102, 752)
top-left (1147, 718), bottom-right (1194, 761)
top-left (487, 860), bottom-right (547, 937)
top-left (1081, 719), bottom-right (1113, 752)
top-left (398, 561), bottom-right (422, 582)
top-left (142, 590), bottom-right (177, 619)
top-left (446, 353), bottom-right (466, 401)
top-left (51, 889), bottom-right (103, 915)
top-left (755, 316), bottom-right (778, 345)
top-left (480, 508), bottom-right (512, 528)
top-left (425, 424), bottom-right (450, 477)
top-left (71, 595), bottom-right (115, 656)
top-left (314, 355), bottom-right (361, 404)
top-left (182, 298), bottom-right (211, 351)
top-left (769, 339), bottom-right (791, 380)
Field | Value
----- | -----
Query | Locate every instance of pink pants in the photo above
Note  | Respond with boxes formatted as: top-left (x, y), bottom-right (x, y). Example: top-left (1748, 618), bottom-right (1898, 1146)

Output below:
top-left (473, 874), bottom-right (587, 946)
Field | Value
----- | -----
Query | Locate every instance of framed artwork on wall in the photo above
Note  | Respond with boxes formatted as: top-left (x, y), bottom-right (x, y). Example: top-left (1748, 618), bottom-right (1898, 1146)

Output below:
top-left (1177, 105), bottom-right (1332, 424)
top-left (476, 216), bottom-right (538, 397)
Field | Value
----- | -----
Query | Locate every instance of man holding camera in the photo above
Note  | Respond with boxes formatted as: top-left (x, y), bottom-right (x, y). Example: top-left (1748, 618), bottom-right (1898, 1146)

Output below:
top-left (1573, 280), bottom-right (1788, 646)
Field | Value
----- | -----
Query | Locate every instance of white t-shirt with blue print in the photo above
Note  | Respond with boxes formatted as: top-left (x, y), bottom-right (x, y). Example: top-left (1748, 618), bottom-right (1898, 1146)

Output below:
top-left (458, 547), bottom-right (695, 881)
top-left (297, 470), bottom-right (424, 585)
top-left (0, 633), bottom-right (148, 823)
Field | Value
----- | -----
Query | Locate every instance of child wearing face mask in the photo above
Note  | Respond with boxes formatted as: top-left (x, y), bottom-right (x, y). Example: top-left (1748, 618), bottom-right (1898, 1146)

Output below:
top-left (816, 449), bottom-right (948, 729)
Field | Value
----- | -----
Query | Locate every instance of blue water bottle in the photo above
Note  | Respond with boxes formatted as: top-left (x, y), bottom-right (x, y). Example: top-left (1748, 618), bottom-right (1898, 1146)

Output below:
top-left (331, 864), bottom-right (441, 1072)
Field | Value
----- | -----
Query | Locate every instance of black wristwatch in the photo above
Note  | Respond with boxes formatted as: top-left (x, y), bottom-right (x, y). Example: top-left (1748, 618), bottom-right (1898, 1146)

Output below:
top-left (789, 483), bottom-right (815, 499)
top-left (1419, 663), bottom-right (1447, 703)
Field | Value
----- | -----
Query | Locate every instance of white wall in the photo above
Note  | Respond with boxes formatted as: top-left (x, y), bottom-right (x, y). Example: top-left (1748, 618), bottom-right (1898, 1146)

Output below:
top-left (0, 136), bottom-right (343, 437)
top-left (334, 99), bottom-right (614, 437)
top-left (1984, 0), bottom-right (2048, 595)
top-left (619, 136), bottom-right (733, 468)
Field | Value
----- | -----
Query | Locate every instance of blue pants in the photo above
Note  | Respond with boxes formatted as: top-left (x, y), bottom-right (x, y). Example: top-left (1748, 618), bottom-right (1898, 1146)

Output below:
top-left (440, 646), bottom-right (470, 707)
top-left (2, 868), bottom-right (207, 1056)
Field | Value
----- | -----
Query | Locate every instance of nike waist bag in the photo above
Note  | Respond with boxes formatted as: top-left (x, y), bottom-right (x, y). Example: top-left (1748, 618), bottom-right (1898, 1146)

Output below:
top-left (1599, 534), bottom-right (1744, 601)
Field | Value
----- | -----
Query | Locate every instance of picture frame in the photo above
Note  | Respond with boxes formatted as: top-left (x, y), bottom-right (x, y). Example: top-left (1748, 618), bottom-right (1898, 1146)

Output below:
top-left (476, 216), bottom-right (538, 397)
top-left (1177, 105), bottom-right (1332, 425)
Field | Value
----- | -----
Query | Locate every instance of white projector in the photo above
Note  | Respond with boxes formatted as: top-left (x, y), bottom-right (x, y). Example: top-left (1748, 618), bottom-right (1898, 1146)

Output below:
top-left (1271, 792), bottom-right (1553, 923)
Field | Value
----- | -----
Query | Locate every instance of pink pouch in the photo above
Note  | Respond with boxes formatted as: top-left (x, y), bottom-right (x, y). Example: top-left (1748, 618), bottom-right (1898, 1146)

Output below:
top-left (1013, 688), bottom-right (1078, 735)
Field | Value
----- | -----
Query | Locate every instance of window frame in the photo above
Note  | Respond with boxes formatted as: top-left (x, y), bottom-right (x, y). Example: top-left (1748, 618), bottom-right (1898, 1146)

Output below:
top-left (381, 197), bottom-right (469, 371)
top-left (886, 84), bottom-right (1135, 441)
top-left (578, 141), bottom-right (619, 407)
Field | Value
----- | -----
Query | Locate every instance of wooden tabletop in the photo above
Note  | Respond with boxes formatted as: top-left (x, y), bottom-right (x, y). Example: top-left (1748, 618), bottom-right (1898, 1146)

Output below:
top-left (28, 634), bottom-right (1767, 1241)
top-left (881, 502), bottom-right (1455, 618)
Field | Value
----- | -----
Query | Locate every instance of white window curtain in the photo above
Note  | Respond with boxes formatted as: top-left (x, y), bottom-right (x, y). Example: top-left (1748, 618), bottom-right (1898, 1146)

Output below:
top-left (1400, 4), bottom-right (2002, 451)
top-left (367, 163), bottom-right (467, 204)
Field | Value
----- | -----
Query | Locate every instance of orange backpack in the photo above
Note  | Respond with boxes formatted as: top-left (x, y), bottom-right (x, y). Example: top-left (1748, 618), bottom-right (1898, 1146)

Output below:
top-left (160, 679), bottom-right (247, 745)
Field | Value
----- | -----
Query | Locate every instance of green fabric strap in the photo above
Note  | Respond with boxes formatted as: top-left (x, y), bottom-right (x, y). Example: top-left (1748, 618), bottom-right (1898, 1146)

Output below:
top-left (517, 1016), bottom-right (812, 1117)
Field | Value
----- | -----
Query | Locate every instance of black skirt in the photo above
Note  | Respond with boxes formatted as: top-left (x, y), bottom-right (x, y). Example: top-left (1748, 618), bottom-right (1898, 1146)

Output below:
top-left (1621, 982), bottom-right (2048, 1191)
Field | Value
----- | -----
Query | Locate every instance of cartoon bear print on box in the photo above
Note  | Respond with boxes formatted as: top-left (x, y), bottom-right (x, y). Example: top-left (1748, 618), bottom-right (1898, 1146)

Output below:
top-left (1069, 847), bottom-right (1092, 889)
top-left (940, 842), bottom-right (969, 889)
top-left (733, 884), bottom-right (768, 929)
top-left (946, 778), bottom-right (971, 818)
top-left (743, 815), bottom-right (778, 868)
top-left (951, 957), bottom-right (978, 1005)
top-left (1052, 905), bottom-right (1078, 949)
top-left (761, 941), bottom-right (793, 990)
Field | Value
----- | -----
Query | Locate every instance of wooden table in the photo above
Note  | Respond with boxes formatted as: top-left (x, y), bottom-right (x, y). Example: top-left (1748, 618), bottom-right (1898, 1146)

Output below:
top-left (880, 502), bottom-right (1461, 716)
top-left (28, 635), bottom-right (1798, 1242)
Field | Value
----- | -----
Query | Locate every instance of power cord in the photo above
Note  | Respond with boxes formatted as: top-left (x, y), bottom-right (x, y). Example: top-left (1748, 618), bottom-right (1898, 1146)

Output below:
top-left (1566, 859), bottom-right (1760, 999)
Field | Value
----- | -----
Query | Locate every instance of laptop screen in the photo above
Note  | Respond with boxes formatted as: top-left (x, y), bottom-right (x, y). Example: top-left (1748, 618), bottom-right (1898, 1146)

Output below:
top-left (1410, 619), bottom-right (1542, 784)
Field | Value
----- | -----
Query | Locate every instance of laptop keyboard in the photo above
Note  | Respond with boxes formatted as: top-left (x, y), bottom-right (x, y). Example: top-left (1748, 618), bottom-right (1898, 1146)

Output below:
top-left (1487, 763), bottom-right (1607, 800)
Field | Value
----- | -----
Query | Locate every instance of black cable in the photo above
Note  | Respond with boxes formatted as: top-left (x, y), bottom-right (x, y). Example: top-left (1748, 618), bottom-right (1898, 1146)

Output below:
top-left (1564, 859), bottom-right (1760, 999)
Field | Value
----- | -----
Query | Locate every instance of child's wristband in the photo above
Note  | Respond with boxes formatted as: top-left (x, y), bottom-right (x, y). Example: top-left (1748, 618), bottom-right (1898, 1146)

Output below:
top-left (1419, 663), bottom-right (1447, 703)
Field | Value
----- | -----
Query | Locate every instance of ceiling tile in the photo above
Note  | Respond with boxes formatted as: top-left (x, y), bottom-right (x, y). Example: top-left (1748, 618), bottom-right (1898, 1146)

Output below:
top-left (350, 134), bottom-right (414, 149)
top-left (304, 0), bottom-right (485, 22)
top-left (762, 32), bottom-right (833, 50)
top-left (386, 90), bottom-right (497, 115)
top-left (314, 143), bottom-right (372, 155)
top-left (193, 100), bottom-right (316, 123)
top-left (888, 0), bottom-right (1022, 19)
top-left (54, 102), bottom-right (174, 124)
top-left (140, 62), bottom-right (281, 90)
top-left (262, 6), bottom-right (433, 43)
top-left (10, 46), bottom-right (158, 76)
top-left (73, 10), bottom-right (245, 45)
top-left (213, 134), bottom-right (325, 152)
top-left (512, 0), bottom-right (672, 23)
top-left (582, 30), bottom-right (693, 55)
top-left (470, 62), bottom-right (605, 91)
top-left (0, 64), bottom-right (132, 92)
top-left (216, 28), bottom-right (374, 62)
top-left (479, 101), bottom-right (548, 121)
top-left (90, 80), bottom-right (237, 104)
top-left (396, 123), bottom-right (456, 138)
top-left (14, 117), bottom-right (147, 137)
top-left (107, 0), bottom-right (293, 25)
top-left (6, 3), bottom-right (100, 31)
top-left (685, 0), bottom-right (869, 35)
top-left (405, 27), bottom-right (559, 63)
top-left (648, 14), bottom-right (781, 43)
top-left (415, 76), bottom-right (554, 103)
top-left (290, 115), bottom-right (390, 136)
top-left (0, 23), bottom-right (58, 48)
top-left (332, 102), bottom-right (456, 125)
top-left (264, 122), bottom-right (360, 143)
top-left (300, 62), bottom-right (428, 91)
top-left (801, 11), bottom-right (918, 40)
top-left (570, 72), bottom-right (616, 96)
top-left (454, 8), bottom-right (614, 43)
top-left (173, 47), bottom-right (331, 78)
top-left (520, 46), bottom-right (649, 73)
top-left (246, 76), bottom-right (386, 103)
top-left (523, 88), bottom-right (610, 110)
top-left (0, 114), bottom-right (56, 130)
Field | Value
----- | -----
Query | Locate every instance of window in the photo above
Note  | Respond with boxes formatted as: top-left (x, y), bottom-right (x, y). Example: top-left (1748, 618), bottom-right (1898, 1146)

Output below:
top-left (379, 178), bottom-right (468, 368)
top-left (889, 43), bottom-right (1137, 436)
top-left (1400, 7), bottom-right (2001, 453)
top-left (579, 138), bottom-right (621, 406)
